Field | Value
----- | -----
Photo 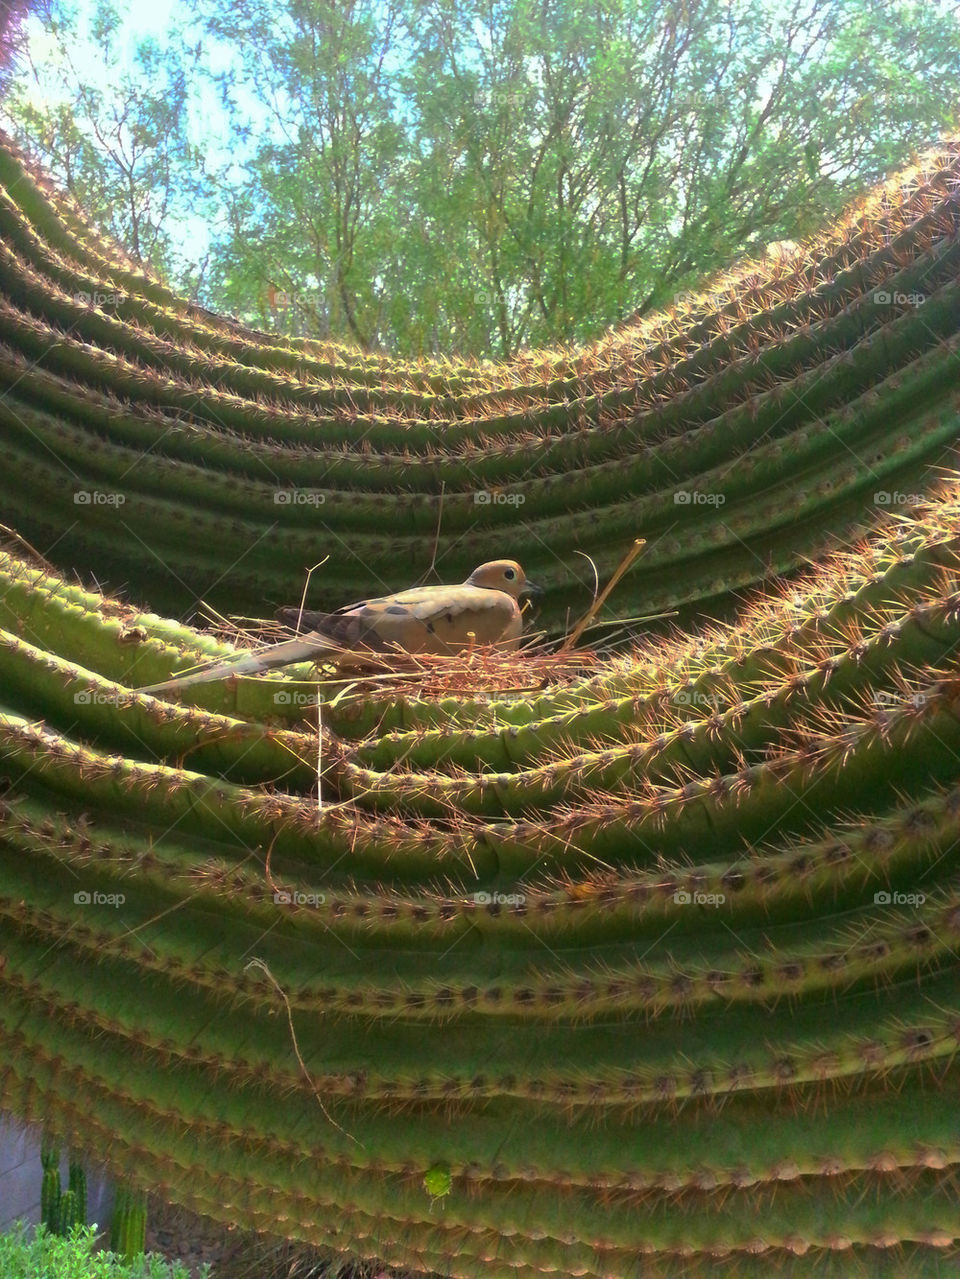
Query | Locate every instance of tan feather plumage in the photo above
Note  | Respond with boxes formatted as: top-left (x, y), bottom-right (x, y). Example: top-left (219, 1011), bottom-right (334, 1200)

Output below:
top-left (137, 560), bottom-right (541, 694)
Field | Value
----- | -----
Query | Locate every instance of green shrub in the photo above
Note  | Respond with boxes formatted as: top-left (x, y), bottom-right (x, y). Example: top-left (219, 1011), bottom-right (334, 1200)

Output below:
top-left (0, 1221), bottom-right (207, 1279)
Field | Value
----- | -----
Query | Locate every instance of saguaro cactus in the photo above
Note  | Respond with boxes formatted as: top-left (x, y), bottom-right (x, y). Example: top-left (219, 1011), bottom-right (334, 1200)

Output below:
top-left (110, 1185), bottom-right (146, 1259)
top-left (0, 129), bottom-right (958, 627)
top-left (67, 1159), bottom-right (87, 1230)
top-left (40, 1141), bottom-right (60, 1234)
top-left (1, 134), bottom-right (960, 1277)
top-left (38, 1145), bottom-right (86, 1236)
top-left (56, 1188), bottom-right (79, 1236)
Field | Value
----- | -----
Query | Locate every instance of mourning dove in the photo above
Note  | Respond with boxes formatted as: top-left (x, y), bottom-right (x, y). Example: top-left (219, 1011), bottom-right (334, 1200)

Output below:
top-left (137, 559), bottom-right (541, 694)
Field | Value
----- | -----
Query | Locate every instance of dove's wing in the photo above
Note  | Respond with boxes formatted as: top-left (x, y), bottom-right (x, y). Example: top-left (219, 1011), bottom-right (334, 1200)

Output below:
top-left (280, 583), bottom-right (521, 654)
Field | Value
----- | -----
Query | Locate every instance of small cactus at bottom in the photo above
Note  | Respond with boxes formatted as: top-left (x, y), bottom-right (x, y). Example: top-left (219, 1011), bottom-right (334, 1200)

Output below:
top-left (67, 1159), bottom-right (86, 1228)
top-left (38, 1144), bottom-right (87, 1236)
top-left (110, 1184), bottom-right (147, 1259)
top-left (40, 1166), bottom-right (59, 1233)
top-left (56, 1187), bottom-right (80, 1235)
top-left (40, 1139), bottom-right (60, 1233)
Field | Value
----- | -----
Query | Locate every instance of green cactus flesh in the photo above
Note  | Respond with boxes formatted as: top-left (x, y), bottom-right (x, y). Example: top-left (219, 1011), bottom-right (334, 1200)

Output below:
top-left (67, 1159), bottom-right (87, 1228)
top-left (2, 130), bottom-right (960, 1275)
top-left (109, 1184), bottom-right (146, 1258)
top-left (40, 1160), bottom-right (60, 1233)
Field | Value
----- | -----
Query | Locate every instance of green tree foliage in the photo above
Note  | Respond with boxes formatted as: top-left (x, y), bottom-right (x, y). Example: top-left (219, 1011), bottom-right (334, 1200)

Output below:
top-left (4, 0), bottom-right (960, 354)
top-left (384, 0), bottom-right (960, 353)
top-left (1, 0), bottom-right (211, 292)
top-left (202, 0), bottom-right (408, 350)
top-left (0, 0), bottom-right (37, 91)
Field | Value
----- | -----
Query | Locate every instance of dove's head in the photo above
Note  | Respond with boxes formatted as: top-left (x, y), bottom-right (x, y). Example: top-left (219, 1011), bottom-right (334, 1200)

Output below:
top-left (465, 560), bottom-right (542, 599)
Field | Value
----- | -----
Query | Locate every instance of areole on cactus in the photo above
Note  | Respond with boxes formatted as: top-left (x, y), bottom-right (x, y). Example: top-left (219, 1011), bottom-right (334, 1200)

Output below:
top-left (1, 128), bottom-right (960, 1277)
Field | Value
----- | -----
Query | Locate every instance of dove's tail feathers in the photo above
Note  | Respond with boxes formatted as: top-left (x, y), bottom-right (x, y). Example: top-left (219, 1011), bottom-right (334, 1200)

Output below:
top-left (136, 634), bottom-right (335, 695)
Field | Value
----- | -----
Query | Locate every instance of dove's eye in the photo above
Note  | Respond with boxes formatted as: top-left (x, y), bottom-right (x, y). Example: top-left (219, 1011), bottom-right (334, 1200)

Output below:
top-left (503, 568), bottom-right (516, 581)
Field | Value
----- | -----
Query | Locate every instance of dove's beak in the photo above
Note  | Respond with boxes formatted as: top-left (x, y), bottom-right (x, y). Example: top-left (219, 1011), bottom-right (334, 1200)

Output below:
top-left (522, 580), bottom-right (544, 598)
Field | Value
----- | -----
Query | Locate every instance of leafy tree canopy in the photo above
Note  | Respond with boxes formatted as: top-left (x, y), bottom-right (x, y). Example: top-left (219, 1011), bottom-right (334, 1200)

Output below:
top-left (4, 0), bottom-right (959, 356)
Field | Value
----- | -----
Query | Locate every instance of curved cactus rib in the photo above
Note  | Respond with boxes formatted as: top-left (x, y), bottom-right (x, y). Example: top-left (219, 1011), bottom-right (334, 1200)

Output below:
top-left (4, 128), bottom-right (959, 405)
top-left (1, 134), bottom-right (960, 621)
